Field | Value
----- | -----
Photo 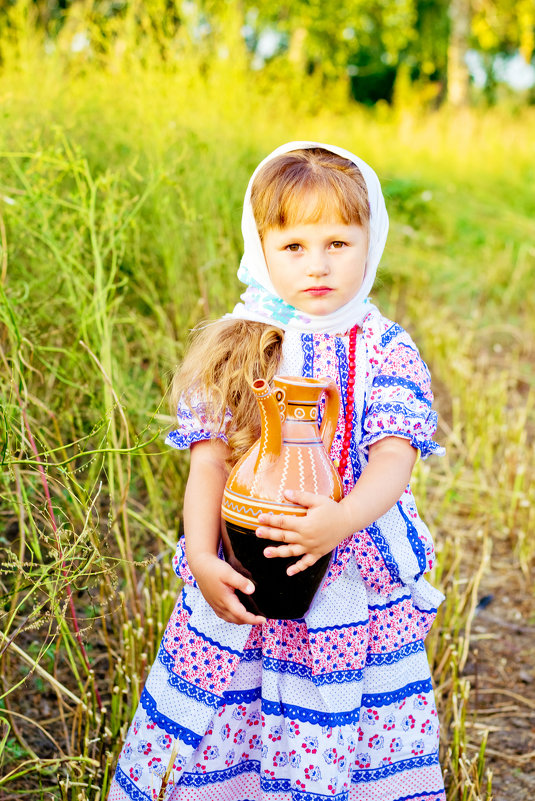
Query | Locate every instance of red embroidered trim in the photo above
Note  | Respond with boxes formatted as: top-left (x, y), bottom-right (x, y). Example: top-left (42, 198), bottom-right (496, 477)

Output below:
top-left (337, 324), bottom-right (358, 479)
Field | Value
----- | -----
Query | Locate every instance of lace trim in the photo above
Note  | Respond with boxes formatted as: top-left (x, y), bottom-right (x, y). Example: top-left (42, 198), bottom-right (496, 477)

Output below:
top-left (397, 501), bottom-right (426, 579)
top-left (366, 640), bottom-right (425, 666)
top-left (158, 644), bottom-right (221, 707)
top-left (360, 678), bottom-right (433, 708)
top-left (360, 429), bottom-right (444, 459)
top-left (380, 322), bottom-right (404, 348)
top-left (115, 764), bottom-right (157, 800)
top-left (365, 522), bottom-right (399, 583)
top-left (302, 332), bottom-right (314, 378)
top-left (262, 656), bottom-right (364, 686)
top-left (140, 687), bottom-right (203, 746)
top-left (351, 751), bottom-right (440, 783)
top-left (372, 374), bottom-right (431, 405)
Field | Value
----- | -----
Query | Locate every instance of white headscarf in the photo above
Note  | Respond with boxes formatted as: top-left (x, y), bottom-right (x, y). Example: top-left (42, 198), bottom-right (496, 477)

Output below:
top-left (228, 141), bottom-right (389, 335)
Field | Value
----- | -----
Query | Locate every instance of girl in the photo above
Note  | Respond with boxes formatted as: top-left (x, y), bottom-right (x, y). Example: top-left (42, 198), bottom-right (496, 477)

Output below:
top-left (109, 141), bottom-right (446, 801)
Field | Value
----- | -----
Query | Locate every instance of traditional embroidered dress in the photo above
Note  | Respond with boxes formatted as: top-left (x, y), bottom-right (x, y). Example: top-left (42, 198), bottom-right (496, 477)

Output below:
top-left (109, 142), bottom-right (447, 801)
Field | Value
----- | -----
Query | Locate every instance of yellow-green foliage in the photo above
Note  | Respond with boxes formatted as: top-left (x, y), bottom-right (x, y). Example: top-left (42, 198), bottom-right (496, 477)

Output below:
top-left (0, 5), bottom-right (534, 799)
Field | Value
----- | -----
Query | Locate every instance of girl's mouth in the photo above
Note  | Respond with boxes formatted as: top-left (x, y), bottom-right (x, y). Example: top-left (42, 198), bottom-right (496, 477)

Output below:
top-left (305, 287), bottom-right (333, 296)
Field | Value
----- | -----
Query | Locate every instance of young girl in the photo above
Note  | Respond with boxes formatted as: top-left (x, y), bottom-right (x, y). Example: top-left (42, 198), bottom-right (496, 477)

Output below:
top-left (109, 141), bottom-right (446, 801)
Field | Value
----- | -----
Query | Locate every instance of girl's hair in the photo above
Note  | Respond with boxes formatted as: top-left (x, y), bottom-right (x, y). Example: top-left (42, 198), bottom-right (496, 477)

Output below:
top-left (170, 319), bottom-right (283, 467)
top-left (170, 148), bottom-right (369, 466)
top-left (251, 147), bottom-right (370, 239)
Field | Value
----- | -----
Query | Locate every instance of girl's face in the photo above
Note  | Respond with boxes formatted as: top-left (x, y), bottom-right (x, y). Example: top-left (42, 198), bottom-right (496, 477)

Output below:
top-left (262, 218), bottom-right (368, 316)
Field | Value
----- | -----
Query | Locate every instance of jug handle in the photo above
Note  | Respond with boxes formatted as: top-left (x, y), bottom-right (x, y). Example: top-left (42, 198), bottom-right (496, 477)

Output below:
top-left (319, 380), bottom-right (341, 454)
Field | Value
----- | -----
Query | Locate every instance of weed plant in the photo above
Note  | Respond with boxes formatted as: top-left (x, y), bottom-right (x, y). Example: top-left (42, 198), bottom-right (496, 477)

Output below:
top-left (0, 3), bottom-right (534, 799)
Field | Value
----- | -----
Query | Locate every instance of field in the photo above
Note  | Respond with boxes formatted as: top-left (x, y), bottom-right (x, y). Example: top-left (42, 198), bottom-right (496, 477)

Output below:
top-left (0, 20), bottom-right (535, 801)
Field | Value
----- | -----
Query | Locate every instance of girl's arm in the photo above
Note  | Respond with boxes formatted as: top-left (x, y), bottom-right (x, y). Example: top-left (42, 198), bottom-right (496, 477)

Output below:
top-left (256, 436), bottom-right (417, 574)
top-left (184, 439), bottom-right (266, 624)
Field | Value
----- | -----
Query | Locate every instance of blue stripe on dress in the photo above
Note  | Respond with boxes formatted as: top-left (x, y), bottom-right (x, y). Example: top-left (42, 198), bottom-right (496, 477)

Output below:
top-left (302, 333), bottom-right (314, 378)
top-left (365, 522), bottom-right (400, 583)
top-left (158, 645), bottom-right (221, 707)
top-left (371, 374), bottom-right (431, 405)
top-left (171, 752), bottom-right (441, 794)
top-left (351, 751), bottom-right (440, 783)
top-left (335, 336), bottom-right (362, 484)
top-left (178, 761), bottom-right (351, 799)
top-left (397, 500), bottom-right (427, 579)
top-left (263, 656), bottom-right (364, 685)
top-left (140, 687), bottom-right (203, 746)
top-left (365, 640), bottom-right (426, 666)
top-left (380, 323), bottom-right (404, 348)
top-left (115, 764), bottom-right (157, 800)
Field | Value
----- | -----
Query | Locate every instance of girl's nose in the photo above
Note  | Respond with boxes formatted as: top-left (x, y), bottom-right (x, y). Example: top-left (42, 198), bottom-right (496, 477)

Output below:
top-left (307, 253), bottom-right (330, 276)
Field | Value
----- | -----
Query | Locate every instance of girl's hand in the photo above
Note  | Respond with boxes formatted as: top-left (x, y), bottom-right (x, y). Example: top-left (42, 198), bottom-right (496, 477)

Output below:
top-left (256, 490), bottom-right (352, 576)
top-left (192, 553), bottom-right (266, 626)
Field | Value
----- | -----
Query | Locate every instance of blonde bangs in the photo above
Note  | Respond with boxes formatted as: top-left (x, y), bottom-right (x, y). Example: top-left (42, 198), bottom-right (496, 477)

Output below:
top-left (251, 149), bottom-right (369, 239)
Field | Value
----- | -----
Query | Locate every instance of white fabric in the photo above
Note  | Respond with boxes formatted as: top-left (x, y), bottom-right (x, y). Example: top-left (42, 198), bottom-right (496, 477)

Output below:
top-left (229, 141), bottom-right (389, 334)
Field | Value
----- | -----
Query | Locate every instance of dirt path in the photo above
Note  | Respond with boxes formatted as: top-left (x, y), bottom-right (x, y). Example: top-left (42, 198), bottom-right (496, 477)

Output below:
top-left (464, 549), bottom-right (535, 799)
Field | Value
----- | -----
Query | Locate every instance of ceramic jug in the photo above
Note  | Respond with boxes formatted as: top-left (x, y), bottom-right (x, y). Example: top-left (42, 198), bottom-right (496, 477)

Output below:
top-left (221, 375), bottom-right (343, 619)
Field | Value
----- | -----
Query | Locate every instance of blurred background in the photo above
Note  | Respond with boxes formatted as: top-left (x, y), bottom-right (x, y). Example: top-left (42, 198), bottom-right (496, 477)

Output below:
top-left (0, 1), bottom-right (534, 799)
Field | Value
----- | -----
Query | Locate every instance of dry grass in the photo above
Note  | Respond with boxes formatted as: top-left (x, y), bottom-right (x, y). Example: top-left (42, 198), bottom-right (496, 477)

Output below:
top-left (0, 4), bottom-right (534, 798)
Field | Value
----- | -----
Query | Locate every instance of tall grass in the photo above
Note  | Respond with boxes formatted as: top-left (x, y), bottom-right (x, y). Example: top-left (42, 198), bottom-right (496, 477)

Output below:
top-left (0, 3), bottom-right (534, 798)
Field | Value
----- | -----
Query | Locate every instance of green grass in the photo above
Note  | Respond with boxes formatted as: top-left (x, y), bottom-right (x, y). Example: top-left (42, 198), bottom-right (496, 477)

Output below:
top-left (0, 9), bottom-right (534, 799)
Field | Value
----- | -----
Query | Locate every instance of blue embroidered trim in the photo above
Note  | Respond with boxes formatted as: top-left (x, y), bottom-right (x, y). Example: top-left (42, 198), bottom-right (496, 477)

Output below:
top-left (368, 593), bottom-right (411, 611)
top-left (179, 760), bottom-right (351, 799)
top-left (178, 758), bottom-right (259, 787)
top-left (165, 429), bottom-right (227, 451)
top-left (367, 402), bottom-right (430, 418)
top-left (307, 617), bottom-right (368, 633)
top-left (302, 333), bottom-right (314, 378)
top-left (413, 603), bottom-right (438, 616)
top-left (263, 655), bottom-right (364, 686)
top-left (365, 521), bottom-right (400, 583)
top-left (115, 764), bottom-right (154, 800)
top-left (262, 698), bottom-right (360, 726)
top-left (417, 435), bottom-right (443, 459)
top-left (223, 686), bottom-right (262, 704)
top-left (366, 640), bottom-right (425, 666)
top-left (372, 374), bottom-right (430, 404)
top-left (351, 751), bottom-right (440, 783)
top-left (360, 678), bottom-right (434, 708)
top-left (335, 337), bottom-right (362, 485)
top-left (158, 644), bottom-right (221, 708)
top-left (181, 591), bottom-right (244, 657)
top-left (391, 793), bottom-right (445, 801)
top-left (242, 647), bottom-right (262, 661)
top-left (140, 687), bottom-right (203, 746)
top-left (360, 429), bottom-right (443, 459)
top-left (397, 501), bottom-right (427, 580)
top-left (381, 323), bottom-right (404, 348)
top-left (335, 336), bottom-right (348, 417)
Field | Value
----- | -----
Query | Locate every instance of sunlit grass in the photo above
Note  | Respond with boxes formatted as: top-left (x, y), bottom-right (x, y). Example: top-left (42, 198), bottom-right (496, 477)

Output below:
top-left (0, 5), bottom-right (534, 798)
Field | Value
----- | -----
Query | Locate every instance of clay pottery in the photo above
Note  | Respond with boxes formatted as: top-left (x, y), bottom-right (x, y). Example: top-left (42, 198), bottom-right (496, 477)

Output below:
top-left (221, 375), bottom-right (343, 619)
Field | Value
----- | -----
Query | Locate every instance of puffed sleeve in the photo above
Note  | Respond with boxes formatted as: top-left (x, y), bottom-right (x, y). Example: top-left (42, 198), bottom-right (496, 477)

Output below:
top-left (165, 392), bottom-right (232, 451)
top-left (360, 335), bottom-right (445, 459)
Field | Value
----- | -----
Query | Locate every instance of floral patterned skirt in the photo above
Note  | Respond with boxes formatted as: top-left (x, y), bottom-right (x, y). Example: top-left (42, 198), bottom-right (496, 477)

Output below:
top-left (108, 562), bottom-right (445, 801)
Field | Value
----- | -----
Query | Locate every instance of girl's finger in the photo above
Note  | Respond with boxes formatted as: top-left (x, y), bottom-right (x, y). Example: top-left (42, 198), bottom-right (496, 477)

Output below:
top-left (256, 512), bottom-right (292, 529)
top-left (263, 543), bottom-right (305, 559)
top-left (221, 564), bottom-right (256, 595)
top-left (284, 489), bottom-right (321, 507)
top-left (256, 525), bottom-right (299, 542)
top-left (286, 553), bottom-right (319, 575)
top-left (221, 595), bottom-right (266, 626)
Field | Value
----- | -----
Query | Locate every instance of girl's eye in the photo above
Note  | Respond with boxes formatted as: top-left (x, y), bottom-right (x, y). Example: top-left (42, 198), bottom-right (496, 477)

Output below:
top-left (285, 243), bottom-right (302, 252)
top-left (331, 241), bottom-right (346, 249)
